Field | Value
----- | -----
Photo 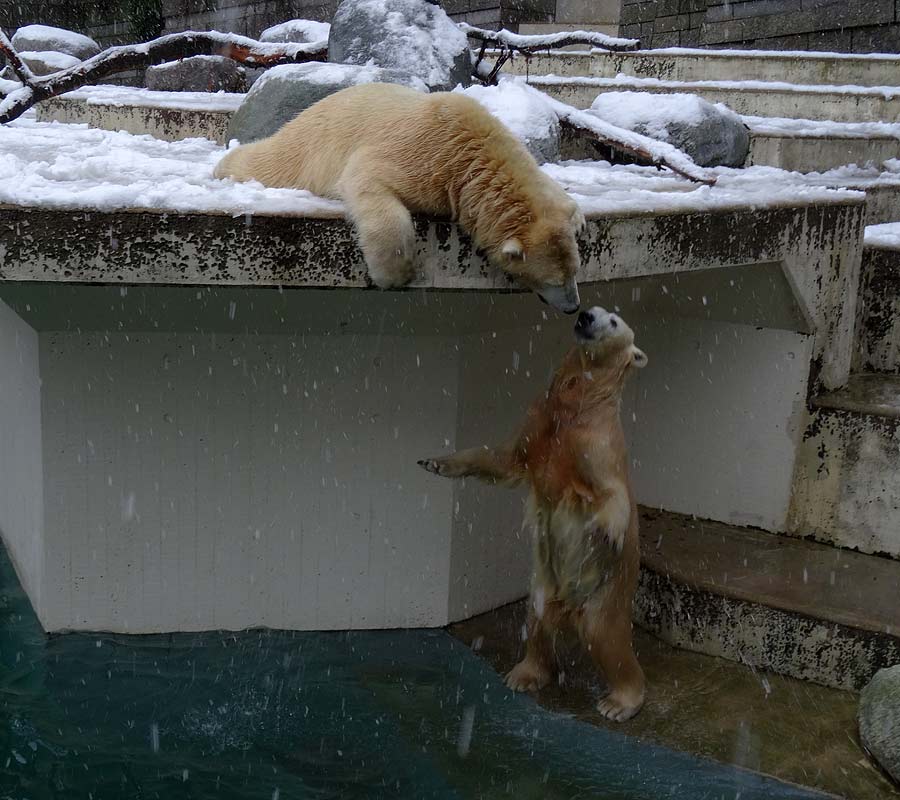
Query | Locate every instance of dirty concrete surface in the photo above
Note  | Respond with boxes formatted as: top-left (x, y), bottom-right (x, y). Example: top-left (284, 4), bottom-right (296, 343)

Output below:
top-left (450, 601), bottom-right (900, 800)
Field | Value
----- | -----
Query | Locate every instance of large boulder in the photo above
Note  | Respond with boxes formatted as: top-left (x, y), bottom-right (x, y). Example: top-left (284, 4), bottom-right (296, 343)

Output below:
top-left (259, 19), bottom-right (331, 44)
top-left (461, 81), bottom-right (560, 164)
top-left (859, 664), bottom-right (900, 784)
top-left (588, 91), bottom-right (750, 168)
top-left (19, 50), bottom-right (82, 76)
top-left (226, 62), bottom-right (427, 144)
top-left (328, 0), bottom-right (472, 91)
top-left (12, 24), bottom-right (100, 60)
top-left (145, 56), bottom-right (247, 93)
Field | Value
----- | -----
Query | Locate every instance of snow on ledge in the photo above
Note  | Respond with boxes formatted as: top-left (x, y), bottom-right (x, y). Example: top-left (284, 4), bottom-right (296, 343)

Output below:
top-left (58, 84), bottom-right (247, 113)
top-left (530, 73), bottom-right (900, 99)
top-left (864, 222), bottom-right (900, 250)
top-left (0, 117), bottom-right (862, 220)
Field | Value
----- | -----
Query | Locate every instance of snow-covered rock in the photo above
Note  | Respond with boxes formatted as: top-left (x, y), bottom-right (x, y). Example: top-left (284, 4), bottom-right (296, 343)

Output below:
top-left (461, 81), bottom-right (560, 164)
top-left (259, 19), bottom-right (331, 44)
top-left (589, 91), bottom-right (750, 168)
top-left (145, 55), bottom-right (247, 93)
top-left (327, 0), bottom-right (472, 91)
top-left (226, 62), bottom-right (428, 143)
top-left (12, 24), bottom-right (100, 60)
top-left (859, 664), bottom-right (900, 784)
top-left (19, 50), bottom-right (82, 76)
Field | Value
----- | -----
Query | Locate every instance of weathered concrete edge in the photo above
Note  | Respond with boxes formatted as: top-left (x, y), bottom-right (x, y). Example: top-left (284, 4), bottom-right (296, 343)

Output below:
top-left (634, 568), bottom-right (900, 691)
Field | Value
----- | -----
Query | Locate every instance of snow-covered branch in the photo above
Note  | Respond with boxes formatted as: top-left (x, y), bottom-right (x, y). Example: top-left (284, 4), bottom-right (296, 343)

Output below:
top-left (460, 23), bottom-right (640, 55)
top-left (0, 29), bottom-right (327, 124)
top-left (525, 85), bottom-right (716, 185)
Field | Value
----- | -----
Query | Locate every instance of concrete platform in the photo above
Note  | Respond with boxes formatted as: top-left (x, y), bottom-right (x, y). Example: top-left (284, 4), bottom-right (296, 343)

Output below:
top-left (497, 47), bottom-right (900, 88)
top-left (0, 197), bottom-right (866, 634)
top-left (528, 75), bottom-right (900, 123)
top-left (636, 508), bottom-right (900, 690)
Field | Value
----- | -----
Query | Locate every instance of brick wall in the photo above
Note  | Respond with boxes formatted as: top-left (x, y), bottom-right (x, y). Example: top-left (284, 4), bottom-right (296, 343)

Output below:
top-left (620, 0), bottom-right (900, 52)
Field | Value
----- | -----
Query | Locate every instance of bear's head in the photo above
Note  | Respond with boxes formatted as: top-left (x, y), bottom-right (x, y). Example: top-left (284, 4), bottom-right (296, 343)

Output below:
top-left (498, 202), bottom-right (584, 315)
top-left (574, 306), bottom-right (647, 376)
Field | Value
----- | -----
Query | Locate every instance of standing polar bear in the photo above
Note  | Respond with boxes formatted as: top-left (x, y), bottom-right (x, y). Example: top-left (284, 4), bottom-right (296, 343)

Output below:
top-left (214, 82), bottom-right (583, 313)
top-left (420, 307), bottom-right (648, 721)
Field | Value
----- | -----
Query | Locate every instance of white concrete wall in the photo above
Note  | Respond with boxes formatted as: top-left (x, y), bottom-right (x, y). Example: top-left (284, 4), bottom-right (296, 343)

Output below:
top-left (0, 299), bottom-right (44, 615)
top-left (38, 330), bottom-right (460, 632)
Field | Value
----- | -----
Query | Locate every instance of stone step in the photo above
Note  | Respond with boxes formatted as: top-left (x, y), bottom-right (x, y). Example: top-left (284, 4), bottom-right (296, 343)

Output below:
top-left (527, 75), bottom-right (900, 123)
top-left (744, 117), bottom-right (900, 173)
top-left (855, 240), bottom-right (900, 374)
top-left (789, 372), bottom-right (900, 560)
top-left (635, 508), bottom-right (900, 691)
top-left (497, 47), bottom-right (900, 88)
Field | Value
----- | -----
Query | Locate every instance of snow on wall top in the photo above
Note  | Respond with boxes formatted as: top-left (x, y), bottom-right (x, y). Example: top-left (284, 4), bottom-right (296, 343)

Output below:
top-left (0, 117), bottom-right (860, 219)
top-left (743, 115), bottom-right (900, 140)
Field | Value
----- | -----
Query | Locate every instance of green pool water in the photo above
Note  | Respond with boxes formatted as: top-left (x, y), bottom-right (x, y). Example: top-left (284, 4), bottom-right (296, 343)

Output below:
top-left (0, 545), bottom-right (830, 800)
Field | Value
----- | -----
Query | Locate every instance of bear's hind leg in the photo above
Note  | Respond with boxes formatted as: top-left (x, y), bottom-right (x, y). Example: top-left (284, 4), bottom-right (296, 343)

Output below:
top-left (340, 160), bottom-right (416, 289)
top-left (506, 591), bottom-right (562, 693)
top-left (580, 593), bottom-right (645, 722)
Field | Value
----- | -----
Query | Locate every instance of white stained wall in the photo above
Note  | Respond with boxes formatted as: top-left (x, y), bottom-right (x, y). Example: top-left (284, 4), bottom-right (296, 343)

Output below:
top-left (38, 330), bottom-right (460, 632)
top-left (0, 299), bottom-right (43, 615)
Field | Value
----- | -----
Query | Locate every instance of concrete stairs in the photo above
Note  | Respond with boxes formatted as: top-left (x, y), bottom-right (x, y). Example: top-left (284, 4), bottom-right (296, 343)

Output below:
top-left (635, 509), bottom-right (900, 691)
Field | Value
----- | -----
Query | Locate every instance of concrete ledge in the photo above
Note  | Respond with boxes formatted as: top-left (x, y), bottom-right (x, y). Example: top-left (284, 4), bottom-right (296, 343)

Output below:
top-left (635, 509), bottom-right (900, 690)
top-left (497, 48), bottom-right (900, 88)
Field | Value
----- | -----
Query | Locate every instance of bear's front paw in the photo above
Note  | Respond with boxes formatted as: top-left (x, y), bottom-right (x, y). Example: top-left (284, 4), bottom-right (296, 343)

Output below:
top-left (418, 458), bottom-right (446, 476)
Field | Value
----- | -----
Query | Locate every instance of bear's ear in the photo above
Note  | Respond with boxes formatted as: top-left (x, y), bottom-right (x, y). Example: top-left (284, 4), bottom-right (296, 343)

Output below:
top-left (501, 238), bottom-right (525, 261)
top-left (630, 346), bottom-right (648, 369)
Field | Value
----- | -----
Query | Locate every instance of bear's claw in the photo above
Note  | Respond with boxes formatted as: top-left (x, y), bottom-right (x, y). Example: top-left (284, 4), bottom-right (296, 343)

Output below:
top-left (418, 458), bottom-right (443, 475)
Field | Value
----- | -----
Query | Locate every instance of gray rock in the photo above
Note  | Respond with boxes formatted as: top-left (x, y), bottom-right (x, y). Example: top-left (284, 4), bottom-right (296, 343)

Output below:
top-left (145, 56), bottom-right (247, 93)
top-left (259, 19), bottom-right (331, 44)
top-left (462, 82), bottom-right (560, 164)
top-left (226, 62), bottom-right (428, 144)
top-left (589, 91), bottom-right (750, 168)
top-left (19, 50), bottom-right (82, 77)
top-left (12, 24), bottom-right (100, 60)
top-left (859, 664), bottom-right (900, 784)
top-left (328, 0), bottom-right (472, 91)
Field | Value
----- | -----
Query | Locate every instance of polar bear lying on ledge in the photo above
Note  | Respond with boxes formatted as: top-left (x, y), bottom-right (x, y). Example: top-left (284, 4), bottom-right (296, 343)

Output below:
top-left (214, 82), bottom-right (584, 313)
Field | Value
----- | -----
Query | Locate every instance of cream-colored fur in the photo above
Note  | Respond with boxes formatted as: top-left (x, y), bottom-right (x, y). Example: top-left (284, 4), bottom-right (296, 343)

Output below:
top-left (214, 83), bottom-right (583, 311)
top-left (419, 307), bottom-right (648, 722)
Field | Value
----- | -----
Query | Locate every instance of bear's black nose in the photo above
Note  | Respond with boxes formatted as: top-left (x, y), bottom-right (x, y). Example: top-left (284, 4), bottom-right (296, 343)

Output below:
top-left (576, 310), bottom-right (592, 328)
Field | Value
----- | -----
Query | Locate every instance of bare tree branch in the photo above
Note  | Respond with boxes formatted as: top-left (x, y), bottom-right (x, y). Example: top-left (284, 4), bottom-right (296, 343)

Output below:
top-left (460, 23), bottom-right (640, 55)
top-left (0, 29), bottom-right (327, 124)
top-left (0, 30), bottom-right (35, 84)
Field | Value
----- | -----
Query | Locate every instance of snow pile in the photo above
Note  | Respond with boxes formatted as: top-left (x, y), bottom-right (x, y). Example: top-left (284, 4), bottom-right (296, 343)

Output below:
top-left (460, 80), bottom-right (560, 162)
top-left (259, 19), bottom-right (331, 44)
top-left (11, 24), bottom-right (100, 60)
top-left (251, 62), bottom-right (425, 91)
top-left (59, 85), bottom-right (247, 113)
top-left (0, 117), bottom-right (342, 217)
top-left (543, 160), bottom-right (862, 217)
top-left (0, 118), bottom-right (861, 219)
top-left (328, 0), bottom-right (472, 90)
top-left (864, 222), bottom-right (900, 249)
